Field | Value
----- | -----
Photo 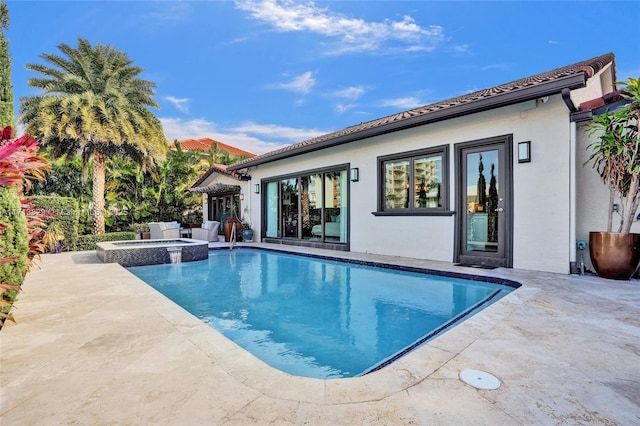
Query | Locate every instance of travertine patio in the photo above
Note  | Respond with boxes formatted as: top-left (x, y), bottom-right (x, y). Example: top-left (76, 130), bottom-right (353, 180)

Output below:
top-left (1, 244), bottom-right (639, 425)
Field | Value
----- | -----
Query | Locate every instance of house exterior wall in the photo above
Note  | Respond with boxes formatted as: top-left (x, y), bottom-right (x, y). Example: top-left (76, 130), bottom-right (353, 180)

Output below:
top-left (196, 173), bottom-right (251, 223)
top-left (575, 120), bottom-right (640, 273)
top-left (246, 94), bottom-right (579, 274)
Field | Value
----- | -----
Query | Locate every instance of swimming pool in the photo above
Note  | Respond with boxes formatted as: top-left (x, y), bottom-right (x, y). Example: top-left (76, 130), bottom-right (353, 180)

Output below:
top-left (128, 248), bottom-right (519, 378)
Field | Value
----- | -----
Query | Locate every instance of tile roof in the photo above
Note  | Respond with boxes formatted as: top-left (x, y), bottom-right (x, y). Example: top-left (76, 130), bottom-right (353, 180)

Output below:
top-left (190, 163), bottom-right (244, 190)
top-left (228, 52), bottom-right (615, 171)
top-left (171, 137), bottom-right (256, 159)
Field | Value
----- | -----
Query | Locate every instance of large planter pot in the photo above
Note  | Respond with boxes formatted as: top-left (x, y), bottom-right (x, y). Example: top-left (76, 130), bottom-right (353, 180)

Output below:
top-left (242, 229), bottom-right (254, 242)
top-left (589, 232), bottom-right (640, 280)
top-left (224, 222), bottom-right (243, 242)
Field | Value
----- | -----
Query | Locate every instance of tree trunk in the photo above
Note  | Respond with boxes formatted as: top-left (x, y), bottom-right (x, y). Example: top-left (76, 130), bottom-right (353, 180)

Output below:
top-left (92, 150), bottom-right (107, 235)
top-left (621, 174), bottom-right (640, 233)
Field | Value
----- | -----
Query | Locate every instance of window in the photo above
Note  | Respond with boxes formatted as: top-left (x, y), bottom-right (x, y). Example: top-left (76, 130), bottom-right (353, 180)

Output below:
top-left (264, 167), bottom-right (348, 243)
top-left (378, 145), bottom-right (449, 214)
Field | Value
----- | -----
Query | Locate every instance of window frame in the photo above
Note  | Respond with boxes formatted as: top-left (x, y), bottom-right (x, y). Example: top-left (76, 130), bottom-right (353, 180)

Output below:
top-left (261, 164), bottom-right (350, 245)
top-left (374, 145), bottom-right (452, 216)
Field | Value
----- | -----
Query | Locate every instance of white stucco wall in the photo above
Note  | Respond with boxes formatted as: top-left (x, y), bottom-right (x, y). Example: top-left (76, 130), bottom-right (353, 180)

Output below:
top-left (246, 93), bottom-right (584, 274)
top-left (196, 172), bottom-right (253, 223)
top-left (575, 120), bottom-right (640, 272)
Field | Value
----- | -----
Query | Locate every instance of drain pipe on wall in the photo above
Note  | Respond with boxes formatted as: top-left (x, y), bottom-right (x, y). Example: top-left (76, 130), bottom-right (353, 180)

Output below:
top-left (569, 120), bottom-right (578, 273)
top-left (563, 88), bottom-right (579, 274)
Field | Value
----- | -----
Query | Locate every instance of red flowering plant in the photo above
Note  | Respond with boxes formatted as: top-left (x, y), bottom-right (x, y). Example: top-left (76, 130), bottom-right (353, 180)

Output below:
top-left (1, 127), bottom-right (49, 325)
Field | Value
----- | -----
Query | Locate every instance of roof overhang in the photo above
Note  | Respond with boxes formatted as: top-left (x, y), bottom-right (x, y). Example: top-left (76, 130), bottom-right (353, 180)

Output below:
top-left (189, 183), bottom-right (241, 195)
top-left (228, 74), bottom-right (587, 171)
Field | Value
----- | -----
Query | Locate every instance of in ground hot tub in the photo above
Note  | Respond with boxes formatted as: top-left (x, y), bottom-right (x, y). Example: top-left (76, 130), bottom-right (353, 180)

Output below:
top-left (96, 239), bottom-right (208, 267)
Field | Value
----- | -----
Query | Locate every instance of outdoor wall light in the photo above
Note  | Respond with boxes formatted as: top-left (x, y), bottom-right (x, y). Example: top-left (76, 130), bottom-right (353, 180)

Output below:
top-left (254, 183), bottom-right (260, 194)
top-left (518, 141), bottom-right (531, 163)
top-left (239, 193), bottom-right (244, 201)
top-left (350, 167), bottom-right (359, 182)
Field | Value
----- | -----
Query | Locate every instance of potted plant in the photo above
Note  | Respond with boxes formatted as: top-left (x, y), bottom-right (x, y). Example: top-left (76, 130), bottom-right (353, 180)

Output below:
top-left (586, 77), bottom-right (640, 280)
top-left (223, 216), bottom-right (242, 242)
top-left (43, 221), bottom-right (65, 253)
top-left (130, 223), bottom-right (150, 240)
top-left (241, 219), bottom-right (254, 242)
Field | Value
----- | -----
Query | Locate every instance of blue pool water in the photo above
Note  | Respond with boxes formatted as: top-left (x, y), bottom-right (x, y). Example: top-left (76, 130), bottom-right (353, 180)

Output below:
top-left (128, 248), bottom-right (518, 378)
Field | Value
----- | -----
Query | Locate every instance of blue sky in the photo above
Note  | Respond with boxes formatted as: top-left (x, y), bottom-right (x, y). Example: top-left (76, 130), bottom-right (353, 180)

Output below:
top-left (6, 1), bottom-right (640, 155)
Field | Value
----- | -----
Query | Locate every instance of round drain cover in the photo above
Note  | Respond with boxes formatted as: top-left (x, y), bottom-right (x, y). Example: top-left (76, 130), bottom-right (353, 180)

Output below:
top-left (459, 369), bottom-right (500, 390)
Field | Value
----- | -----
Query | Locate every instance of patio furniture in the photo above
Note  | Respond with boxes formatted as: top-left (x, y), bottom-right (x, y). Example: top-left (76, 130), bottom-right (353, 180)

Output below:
top-left (311, 222), bottom-right (341, 238)
top-left (148, 222), bottom-right (180, 239)
top-left (191, 220), bottom-right (220, 242)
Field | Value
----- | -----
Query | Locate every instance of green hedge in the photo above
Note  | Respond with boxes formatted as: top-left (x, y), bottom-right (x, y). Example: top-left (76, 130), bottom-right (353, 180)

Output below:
top-left (28, 196), bottom-right (79, 252)
top-left (76, 232), bottom-right (136, 251)
top-left (0, 186), bottom-right (28, 289)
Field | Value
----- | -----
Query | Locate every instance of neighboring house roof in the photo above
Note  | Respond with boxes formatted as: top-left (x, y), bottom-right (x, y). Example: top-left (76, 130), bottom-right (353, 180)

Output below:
top-left (189, 163), bottom-right (247, 194)
top-left (171, 137), bottom-right (256, 158)
top-left (228, 52), bottom-right (615, 172)
top-left (570, 90), bottom-right (629, 122)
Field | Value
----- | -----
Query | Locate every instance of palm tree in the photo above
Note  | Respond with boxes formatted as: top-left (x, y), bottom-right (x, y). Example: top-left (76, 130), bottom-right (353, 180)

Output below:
top-left (19, 38), bottom-right (167, 234)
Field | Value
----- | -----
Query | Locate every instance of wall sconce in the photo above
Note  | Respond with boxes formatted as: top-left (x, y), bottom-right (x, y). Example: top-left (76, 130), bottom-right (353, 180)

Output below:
top-left (254, 183), bottom-right (260, 194)
top-left (350, 167), bottom-right (359, 182)
top-left (518, 141), bottom-right (531, 163)
top-left (239, 194), bottom-right (244, 201)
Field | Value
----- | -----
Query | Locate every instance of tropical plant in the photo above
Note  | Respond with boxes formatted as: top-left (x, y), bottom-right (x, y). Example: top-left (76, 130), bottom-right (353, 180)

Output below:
top-left (42, 220), bottom-right (65, 253)
top-left (0, 130), bottom-right (49, 325)
top-left (19, 38), bottom-right (167, 234)
top-left (586, 77), bottom-right (640, 233)
top-left (129, 223), bottom-right (149, 234)
top-left (0, 1), bottom-right (15, 131)
top-left (148, 142), bottom-right (202, 224)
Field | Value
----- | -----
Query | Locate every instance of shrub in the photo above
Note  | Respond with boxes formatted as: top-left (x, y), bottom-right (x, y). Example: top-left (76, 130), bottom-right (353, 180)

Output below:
top-left (0, 186), bottom-right (28, 287)
top-left (75, 231), bottom-right (136, 251)
top-left (28, 196), bottom-right (79, 251)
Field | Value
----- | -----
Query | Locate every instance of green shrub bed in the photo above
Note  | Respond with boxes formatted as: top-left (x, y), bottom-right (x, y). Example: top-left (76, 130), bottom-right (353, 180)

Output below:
top-left (76, 232), bottom-right (136, 251)
top-left (28, 196), bottom-right (79, 251)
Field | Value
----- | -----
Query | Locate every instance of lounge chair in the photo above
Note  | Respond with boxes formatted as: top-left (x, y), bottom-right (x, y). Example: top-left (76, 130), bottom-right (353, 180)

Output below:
top-left (191, 220), bottom-right (220, 242)
top-left (148, 222), bottom-right (180, 239)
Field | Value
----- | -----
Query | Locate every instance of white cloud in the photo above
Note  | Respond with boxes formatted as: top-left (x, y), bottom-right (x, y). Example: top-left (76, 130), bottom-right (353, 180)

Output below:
top-left (451, 44), bottom-right (471, 55)
top-left (330, 86), bottom-right (365, 100)
top-left (335, 103), bottom-right (356, 114)
top-left (378, 97), bottom-right (423, 110)
top-left (479, 63), bottom-right (508, 71)
top-left (230, 121), bottom-right (327, 142)
top-left (236, 0), bottom-right (445, 55)
top-left (160, 117), bottom-right (327, 155)
top-left (164, 96), bottom-right (190, 114)
top-left (272, 71), bottom-right (316, 94)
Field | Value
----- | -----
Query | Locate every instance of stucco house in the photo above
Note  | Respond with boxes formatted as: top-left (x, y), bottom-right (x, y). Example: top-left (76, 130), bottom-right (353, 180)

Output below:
top-left (195, 52), bottom-right (630, 275)
top-left (189, 164), bottom-right (251, 225)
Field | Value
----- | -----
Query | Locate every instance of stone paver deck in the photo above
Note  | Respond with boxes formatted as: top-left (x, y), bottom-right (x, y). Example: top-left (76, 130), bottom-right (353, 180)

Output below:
top-left (1, 244), bottom-right (639, 425)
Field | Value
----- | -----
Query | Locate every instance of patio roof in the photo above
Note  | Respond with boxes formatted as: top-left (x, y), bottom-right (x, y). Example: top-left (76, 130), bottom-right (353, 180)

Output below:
top-left (228, 52), bottom-right (615, 172)
top-left (189, 182), bottom-right (241, 195)
top-left (190, 163), bottom-right (247, 193)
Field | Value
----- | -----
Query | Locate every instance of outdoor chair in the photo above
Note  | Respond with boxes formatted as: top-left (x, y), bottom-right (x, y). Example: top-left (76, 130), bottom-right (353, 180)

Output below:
top-left (191, 220), bottom-right (220, 242)
top-left (148, 221), bottom-right (180, 239)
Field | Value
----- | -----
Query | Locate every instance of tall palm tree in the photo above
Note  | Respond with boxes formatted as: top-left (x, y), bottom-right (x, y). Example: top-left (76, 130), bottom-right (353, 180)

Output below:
top-left (19, 38), bottom-right (167, 234)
